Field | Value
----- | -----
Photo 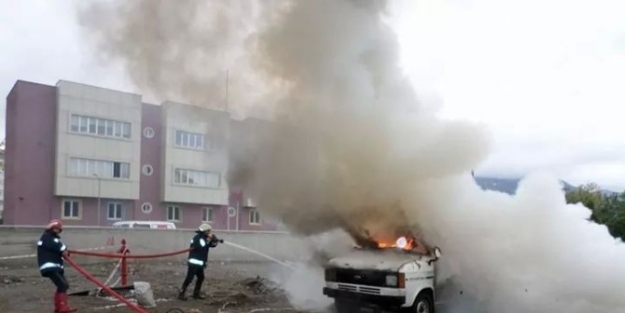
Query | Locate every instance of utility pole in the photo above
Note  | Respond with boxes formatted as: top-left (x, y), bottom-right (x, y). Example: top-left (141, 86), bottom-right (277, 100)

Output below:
top-left (236, 199), bottom-right (240, 232)
top-left (93, 173), bottom-right (101, 226)
top-left (225, 70), bottom-right (229, 112)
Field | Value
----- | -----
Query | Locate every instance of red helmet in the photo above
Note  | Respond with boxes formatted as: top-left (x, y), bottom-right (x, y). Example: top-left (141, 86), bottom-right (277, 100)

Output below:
top-left (47, 219), bottom-right (63, 230)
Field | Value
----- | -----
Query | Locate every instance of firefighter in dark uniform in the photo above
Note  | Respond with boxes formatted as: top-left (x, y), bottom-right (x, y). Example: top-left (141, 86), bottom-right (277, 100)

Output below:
top-left (178, 223), bottom-right (222, 300)
top-left (37, 219), bottom-right (77, 313)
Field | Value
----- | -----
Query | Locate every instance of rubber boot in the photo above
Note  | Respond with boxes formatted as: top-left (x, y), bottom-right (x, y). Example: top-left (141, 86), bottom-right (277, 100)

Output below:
top-left (192, 278), bottom-right (205, 299)
top-left (177, 288), bottom-right (188, 301)
top-left (53, 292), bottom-right (60, 313)
top-left (56, 292), bottom-right (77, 313)
top-left (192, 284), bottom-right (206, 300)
top-left (192, 290), bottom-right (206, 300)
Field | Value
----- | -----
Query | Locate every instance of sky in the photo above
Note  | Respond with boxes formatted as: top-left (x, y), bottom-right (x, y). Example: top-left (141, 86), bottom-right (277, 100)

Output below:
top-left (1, 0), bottom-right (623, 191)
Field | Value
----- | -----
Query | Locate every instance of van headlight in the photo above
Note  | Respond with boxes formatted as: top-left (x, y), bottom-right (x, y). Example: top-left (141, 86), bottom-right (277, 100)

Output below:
top-left (385, 274), bottom-right (398, 286)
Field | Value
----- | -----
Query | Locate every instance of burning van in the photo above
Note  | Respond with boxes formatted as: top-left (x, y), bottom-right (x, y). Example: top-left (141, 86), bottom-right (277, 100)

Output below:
top-left (322, 232), bottom-right (442, 313)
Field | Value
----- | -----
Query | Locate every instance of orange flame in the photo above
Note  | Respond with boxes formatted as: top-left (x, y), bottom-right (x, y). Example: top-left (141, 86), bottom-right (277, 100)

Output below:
top-left (376, 236), bottom-right (415, 251)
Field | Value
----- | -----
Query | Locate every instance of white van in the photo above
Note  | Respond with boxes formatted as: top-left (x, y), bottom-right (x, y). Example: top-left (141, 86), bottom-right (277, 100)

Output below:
top-left (111, 220), bottom-right (177, 230)
top-left (323, 238), bottom-right (442, 313)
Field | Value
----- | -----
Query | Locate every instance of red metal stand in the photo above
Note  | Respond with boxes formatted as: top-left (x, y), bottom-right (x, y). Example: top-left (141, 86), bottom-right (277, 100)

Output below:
top-left (117, 239), bottom-right (129, 286)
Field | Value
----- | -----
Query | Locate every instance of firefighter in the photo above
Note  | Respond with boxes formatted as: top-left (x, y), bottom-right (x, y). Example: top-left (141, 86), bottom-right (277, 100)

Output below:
top-left (178, 223), bottom-right (222, 300)
top-left (37, 219), bottom-right (77, 313)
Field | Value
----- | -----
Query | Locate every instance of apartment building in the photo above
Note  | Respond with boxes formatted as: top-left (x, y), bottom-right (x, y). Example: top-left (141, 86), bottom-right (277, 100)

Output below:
top-left (0, 148), bottom-right (4, 222)
top-left (3, 80), bottom-right (277, 230)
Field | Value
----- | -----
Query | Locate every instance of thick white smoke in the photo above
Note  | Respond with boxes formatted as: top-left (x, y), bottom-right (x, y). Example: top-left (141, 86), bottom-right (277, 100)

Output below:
top-left (76, 1), bottom-right (625, 312)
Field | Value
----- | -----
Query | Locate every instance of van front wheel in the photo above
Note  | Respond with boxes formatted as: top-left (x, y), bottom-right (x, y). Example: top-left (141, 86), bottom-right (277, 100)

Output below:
top-left (412, 292), bottom-right (434, 313)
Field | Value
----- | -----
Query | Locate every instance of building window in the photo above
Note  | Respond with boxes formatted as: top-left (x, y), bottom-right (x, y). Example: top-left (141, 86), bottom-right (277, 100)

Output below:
top-left (249, 209), bottom-right (261, 225)
top-left (143, 127), bottom-right (155, 139)
top-left (62, 199), bottom-right (81, 219)
top-left (107, 202), bottom-right (123, 220)
top-left (202, 207), bottom-right (214, 222)
top-left (69, 114), bottom-right (131, 139)
top-left (173, 168), bottom-right (220, 188)
top-left (174, 130), bottom-right (205, 150)
top-left (142, 164), bottom-right (153, 176)
top-left (167, 205), bottom-right (181, 222)
top-left (141, 202), bottom-right (153, 214)
top-left (68, 157), bottom-right (130, 179)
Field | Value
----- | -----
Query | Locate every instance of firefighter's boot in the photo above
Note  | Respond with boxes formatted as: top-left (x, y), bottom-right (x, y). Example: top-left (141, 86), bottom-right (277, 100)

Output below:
top-left (53, 292), bottom-right (60, 313)
top-left (56, 292), bottom-right (77, 313)
top-left (192, 291), bottom-right (206, 300)
top-left (192, 281), bottom-right (206, 299)
top-left (177, 288), bottom-right (188, 301)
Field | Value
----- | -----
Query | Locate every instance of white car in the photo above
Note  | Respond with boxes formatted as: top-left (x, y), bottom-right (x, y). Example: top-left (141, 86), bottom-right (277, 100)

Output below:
top-left (323, 244), bottom-right (442, 313)
top-left (111, 220), bottom-right (176, 230)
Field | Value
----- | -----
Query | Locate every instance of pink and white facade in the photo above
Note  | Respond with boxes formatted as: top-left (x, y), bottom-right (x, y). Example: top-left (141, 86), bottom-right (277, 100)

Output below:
top-left (3, 79), bottom-right (280, 231)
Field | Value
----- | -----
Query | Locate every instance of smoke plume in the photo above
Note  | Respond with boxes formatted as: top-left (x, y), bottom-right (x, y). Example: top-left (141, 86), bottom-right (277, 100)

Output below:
top-left (76, 1), bottom-right (625, 312)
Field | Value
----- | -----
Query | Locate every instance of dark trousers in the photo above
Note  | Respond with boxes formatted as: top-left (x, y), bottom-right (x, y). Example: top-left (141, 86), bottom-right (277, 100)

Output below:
top-left (45, 270), bottom-right (69, 293)
top-left (181, 264), bottom-right (205, 293)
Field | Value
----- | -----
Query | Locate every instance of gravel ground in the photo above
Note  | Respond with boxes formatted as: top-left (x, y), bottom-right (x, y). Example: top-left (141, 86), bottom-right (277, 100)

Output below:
top-left (0, 257), bottom-right (474, 313)
top-left (0, 258), bottom-right (327, 313)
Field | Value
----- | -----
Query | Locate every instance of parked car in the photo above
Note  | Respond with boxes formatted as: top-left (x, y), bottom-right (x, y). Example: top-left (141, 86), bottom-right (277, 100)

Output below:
top-left (111, 220), bottom-right (176, 230)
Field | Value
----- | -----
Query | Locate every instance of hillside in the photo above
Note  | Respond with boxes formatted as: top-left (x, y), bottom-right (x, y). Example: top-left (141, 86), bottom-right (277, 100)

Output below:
top-left (473, 176), bottom-right (618, 195)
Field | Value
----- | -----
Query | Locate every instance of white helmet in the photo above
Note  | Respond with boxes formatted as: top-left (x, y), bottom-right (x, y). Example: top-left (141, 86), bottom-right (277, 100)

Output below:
top-left (198, 223), bottom-right (212, 232)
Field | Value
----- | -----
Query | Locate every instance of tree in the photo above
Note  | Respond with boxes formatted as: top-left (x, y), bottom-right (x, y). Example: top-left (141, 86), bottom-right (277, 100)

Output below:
top-left (565, 183), bottom-right (603, 211)
top-left (565, 183), bottom-right (625, 240)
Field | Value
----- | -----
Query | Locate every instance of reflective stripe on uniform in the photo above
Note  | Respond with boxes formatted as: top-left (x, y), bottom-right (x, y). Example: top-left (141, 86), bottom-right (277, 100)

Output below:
top-left (199, 239), bottom-right (206, 247)
top-left (188, 258), bottom-right (204, 266)
top-left (60, 244), bottom-right (67, 252)
top-left (39, 262), bottom-right (63, 271)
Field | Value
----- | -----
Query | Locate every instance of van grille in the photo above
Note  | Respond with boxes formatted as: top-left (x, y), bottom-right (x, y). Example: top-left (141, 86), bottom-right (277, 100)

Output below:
top-left (359, 286), bottom-right (382, 295)
top-left (337, 284), bottom-right (381, 295)
top-left (338, 284), bottom-right (357, 292)
top-left (335, 269), bottom-right (393, 287)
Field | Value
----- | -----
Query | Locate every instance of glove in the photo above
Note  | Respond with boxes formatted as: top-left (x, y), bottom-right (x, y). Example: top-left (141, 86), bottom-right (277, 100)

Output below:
top-left (62, 250), bottom-right (70, 258)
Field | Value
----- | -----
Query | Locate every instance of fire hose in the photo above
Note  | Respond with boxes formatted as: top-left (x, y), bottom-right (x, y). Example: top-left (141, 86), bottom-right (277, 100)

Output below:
top-left (63, 255), bottom-right (150, 313)
top-left (67, 248), bottom-right (192, 259)
top-left (67, 236), bottom-right (224, 259)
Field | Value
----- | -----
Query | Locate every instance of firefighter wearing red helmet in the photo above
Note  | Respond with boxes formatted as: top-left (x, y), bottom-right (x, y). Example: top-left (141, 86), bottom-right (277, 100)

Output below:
top-left (37, 219), bottom-right (77, 313)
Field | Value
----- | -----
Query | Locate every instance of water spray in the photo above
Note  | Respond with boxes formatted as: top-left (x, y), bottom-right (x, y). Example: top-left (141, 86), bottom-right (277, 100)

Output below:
top-left (222, 240), bottom-right (294, 269)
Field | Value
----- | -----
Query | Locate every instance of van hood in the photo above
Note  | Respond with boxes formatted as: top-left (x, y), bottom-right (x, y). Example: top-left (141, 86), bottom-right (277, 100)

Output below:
top-left (327, 249), bottom-right (422, 271)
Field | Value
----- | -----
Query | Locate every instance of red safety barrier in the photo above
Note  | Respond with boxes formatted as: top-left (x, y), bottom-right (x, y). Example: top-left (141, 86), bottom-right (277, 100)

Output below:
top-left (63, 255), bottom-right (150, 313)
top-left (65, 238), bottom-right (192, 307)
top-left (68, 248), bottom-right (192, 259)
top-left (68, 246), bottom-right (191, 259)
top-left (118, 240), bottom-right (130, 286)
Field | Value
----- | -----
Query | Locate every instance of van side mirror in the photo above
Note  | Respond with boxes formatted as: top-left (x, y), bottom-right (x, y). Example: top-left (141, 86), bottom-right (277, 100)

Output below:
top-left (428, 246), bottom-right (442, 265)
top-left (433, 246), bottom-right (442, 258)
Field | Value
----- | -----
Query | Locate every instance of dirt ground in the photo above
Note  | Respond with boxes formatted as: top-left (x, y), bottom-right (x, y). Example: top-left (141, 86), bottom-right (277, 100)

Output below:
top-left (0, 257), bottom-right (327, 313)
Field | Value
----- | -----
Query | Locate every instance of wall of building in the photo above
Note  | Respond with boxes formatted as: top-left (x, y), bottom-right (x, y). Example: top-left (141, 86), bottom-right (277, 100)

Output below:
top-left (3, 79), bottom-right (280, 231)
top-left (54, 80), bottom-right (142, 200)
top-left (4, 81), bottom-right (60, 226)
top-left (0, 151), bottom-right (4, 219)
top-left (0, 227), bottom-right (313, 263)
top-left (229, 189), bottom-right (282, 231)
top-left (161, 101), bottom-right (230, 205)
top-left (137, 103), bottom-right (163, 221)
